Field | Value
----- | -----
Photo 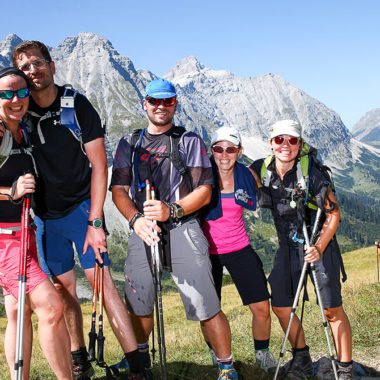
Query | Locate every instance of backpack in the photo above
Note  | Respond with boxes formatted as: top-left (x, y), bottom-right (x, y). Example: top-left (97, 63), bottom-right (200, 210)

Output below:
top-left (130, 126), bottom-right (193, 193)
top-left (27, 84), bottom-right (86, 155)
top-left (260, 142), bottom-right (335, 211)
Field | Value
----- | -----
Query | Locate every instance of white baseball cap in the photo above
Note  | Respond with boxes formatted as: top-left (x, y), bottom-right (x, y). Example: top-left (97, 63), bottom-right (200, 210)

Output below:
top-left (211, 126), bottom-right (242, 146)
top-left (270, 120), bottom-right (302, 139)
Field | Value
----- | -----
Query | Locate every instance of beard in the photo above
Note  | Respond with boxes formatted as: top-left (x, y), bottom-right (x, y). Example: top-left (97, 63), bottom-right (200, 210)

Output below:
top-left (147, 113), bottom-right (173, 127)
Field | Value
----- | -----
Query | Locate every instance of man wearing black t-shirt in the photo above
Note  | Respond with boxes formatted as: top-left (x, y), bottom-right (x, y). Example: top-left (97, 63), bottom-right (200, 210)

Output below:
top-left (13, 41), bottom-right (148, 379)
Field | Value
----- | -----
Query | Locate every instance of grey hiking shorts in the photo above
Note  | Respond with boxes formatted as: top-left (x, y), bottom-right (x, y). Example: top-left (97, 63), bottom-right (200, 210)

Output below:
top-left (124, 218), bottom-right (221, 321)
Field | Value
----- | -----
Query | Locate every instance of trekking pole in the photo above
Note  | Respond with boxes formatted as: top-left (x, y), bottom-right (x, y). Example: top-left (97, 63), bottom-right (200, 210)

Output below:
top-left (303, 222), bottom-right (338, 380)
top-left (14, 195), bottom-right (30, 380)
top-left (88, 250), bottom-right (115, 379)
top-left (376, 241), bottom-right (379, 283)
top-left (146, 180), bottom-right (167, 379)
top-left (273, 209), bottom-right (322, 380)
top-left (88, 260), bottom-right (99, 361)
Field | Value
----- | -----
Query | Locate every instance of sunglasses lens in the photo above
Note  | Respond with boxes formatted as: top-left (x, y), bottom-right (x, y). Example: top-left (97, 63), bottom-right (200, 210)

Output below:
top-left (289, 137), bottom-right (299, 145)
top-left (147, 97), bottom-right (160, 106)
top-left (0, 90), bottom-right (13, 99)
top-left (226, 147), bottom-right (238, 153)
top-left (162, 97), bottom-right (176, 107)
top-left (274, 136), bottom-right (284, 145)
top-left (212, 146), bottom-right (224, 153)
top-left (17, 88), bottom-right (30, 98)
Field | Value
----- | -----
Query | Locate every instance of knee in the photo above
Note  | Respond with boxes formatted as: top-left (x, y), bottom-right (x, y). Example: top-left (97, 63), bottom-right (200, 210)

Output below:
top-left (37, 293), bottom-right (65, 325)
top-left (272, 306), bottom-right (288, 320)
top-left (251, 301), bottom-right (270, 319)
top-left (324, 307), bottom-right (342, 323)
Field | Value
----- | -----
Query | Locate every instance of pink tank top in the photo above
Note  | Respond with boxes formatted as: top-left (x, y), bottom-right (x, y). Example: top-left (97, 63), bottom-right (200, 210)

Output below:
top-left (202, 193), bottom-right (250, 255)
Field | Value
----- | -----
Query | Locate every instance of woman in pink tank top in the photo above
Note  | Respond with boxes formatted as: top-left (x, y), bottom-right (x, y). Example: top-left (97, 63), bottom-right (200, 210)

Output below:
top-left (201, 126), bottom-right (277, 374)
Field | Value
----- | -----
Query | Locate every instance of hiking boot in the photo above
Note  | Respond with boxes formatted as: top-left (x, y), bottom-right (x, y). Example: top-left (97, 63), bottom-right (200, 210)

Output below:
top-left (209, 347), bottom-right (218, 365)
top-left (217, 363), bottom-right (238, 380)
top-left (337, 362), bottom-right (353, 380)
top-left (129, 370), bottom-right (152, 380)
top-left (255, 348), bottom-right (277, 373)
top-left (72, 348), bottom-right (95, 380)
top-left (281, 347), bottom-right (314, 379)
top-left (72, 360), bottom-right (95, 380)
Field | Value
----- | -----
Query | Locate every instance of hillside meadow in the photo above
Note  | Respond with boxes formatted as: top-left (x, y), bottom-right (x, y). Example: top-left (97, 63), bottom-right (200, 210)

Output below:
top-left (0, 246), bottom-right (379, 379)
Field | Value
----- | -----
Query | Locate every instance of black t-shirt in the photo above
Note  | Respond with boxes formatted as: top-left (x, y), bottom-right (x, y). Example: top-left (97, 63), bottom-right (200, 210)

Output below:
top-left (0, 131), bottom-right (35, 223)
top-left (24, 86), bottom-right (104, 219)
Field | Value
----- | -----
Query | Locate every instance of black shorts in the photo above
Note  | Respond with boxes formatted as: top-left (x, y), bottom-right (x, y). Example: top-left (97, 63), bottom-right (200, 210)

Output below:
top-left (209, 245), bottom-right (270, 305)
top-left (268, 244), bottom-right (342, 308)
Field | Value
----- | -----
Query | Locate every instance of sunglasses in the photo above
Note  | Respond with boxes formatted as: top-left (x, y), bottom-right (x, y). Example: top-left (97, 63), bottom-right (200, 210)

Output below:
top-left (212, 145), bottom-right (240, 154)
top-left (146, 96), bottom-right (176, 107)
top-left (0, 88), bottom-right (30, 100)
top-left (273, 136), bottom-right (300, 146)
top-left (18, 59), bottom-right (50, 73)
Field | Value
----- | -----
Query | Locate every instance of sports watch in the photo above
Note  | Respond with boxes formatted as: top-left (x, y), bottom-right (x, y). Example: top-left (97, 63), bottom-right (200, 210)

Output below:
top-left (172, 203), bottom-right (184, 219)
top-left (88, 218), bottom-right (103, 229)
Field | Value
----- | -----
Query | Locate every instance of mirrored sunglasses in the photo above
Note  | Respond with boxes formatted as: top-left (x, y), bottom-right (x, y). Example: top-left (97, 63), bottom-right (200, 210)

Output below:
top-left (212, 145), bottom-right (240, 154)
top-left (0, 88), bottom-right (30, 100)
top-left (146, 96), bottom-right (176, 107)
top-left (273, 136), bottom-right (300, 146)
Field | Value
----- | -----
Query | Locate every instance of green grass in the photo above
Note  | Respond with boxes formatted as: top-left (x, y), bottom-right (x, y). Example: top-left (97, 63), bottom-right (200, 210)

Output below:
top-left (0, 247), bottom-right (379, 379)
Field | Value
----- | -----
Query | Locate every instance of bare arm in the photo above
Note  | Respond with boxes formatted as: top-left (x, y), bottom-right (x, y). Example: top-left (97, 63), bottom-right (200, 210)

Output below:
top-left (82, 137), bottom-right (107, 261)
top-left (305, 187), bottom-right (340, 263)
top-left (143, 184), bottom-right (212, 222)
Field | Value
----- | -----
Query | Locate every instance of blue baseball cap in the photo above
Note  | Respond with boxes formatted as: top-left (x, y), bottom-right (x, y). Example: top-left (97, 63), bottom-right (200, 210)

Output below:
top-left (145, 78), bottom-right (176, 99)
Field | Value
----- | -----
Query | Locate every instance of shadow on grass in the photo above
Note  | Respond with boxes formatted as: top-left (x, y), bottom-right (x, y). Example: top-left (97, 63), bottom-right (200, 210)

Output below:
top-left (92, 360), bottom-right (273, 379)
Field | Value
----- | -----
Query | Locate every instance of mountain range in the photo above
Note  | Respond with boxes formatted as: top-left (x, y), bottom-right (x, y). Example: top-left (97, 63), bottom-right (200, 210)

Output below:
top-left (1, 32), bottom-right (379, 232)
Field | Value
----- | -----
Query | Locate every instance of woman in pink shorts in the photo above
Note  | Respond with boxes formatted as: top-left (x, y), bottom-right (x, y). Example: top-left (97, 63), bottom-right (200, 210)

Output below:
top-left (0, 67), bottom-right (72, 379)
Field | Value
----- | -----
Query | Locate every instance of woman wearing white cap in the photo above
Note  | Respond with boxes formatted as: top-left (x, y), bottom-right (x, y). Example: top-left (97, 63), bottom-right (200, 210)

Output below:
top-left (201, 126), bottom-right (276, 376)
top-left (250, 120), bottom-right (353, 380)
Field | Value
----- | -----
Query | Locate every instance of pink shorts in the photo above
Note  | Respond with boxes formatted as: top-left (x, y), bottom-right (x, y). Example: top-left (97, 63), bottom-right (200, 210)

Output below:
top-left (0, 222), bottom-right (48, 299)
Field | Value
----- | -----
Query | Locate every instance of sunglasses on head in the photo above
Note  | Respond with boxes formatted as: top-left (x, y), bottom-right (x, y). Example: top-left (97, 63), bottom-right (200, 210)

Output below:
top-left (146, 96), bottom-right (176, 107)
top-left (0, 88), bottom-right (30, 100)
top-left (212, 145), bottom-right (240, 154)
top-left (273, 135), bottom-right (300, 146)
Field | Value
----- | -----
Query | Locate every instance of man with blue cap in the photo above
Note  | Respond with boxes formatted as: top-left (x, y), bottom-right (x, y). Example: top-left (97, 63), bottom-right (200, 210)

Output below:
top-left (111, 78), bottom-right (238, 379)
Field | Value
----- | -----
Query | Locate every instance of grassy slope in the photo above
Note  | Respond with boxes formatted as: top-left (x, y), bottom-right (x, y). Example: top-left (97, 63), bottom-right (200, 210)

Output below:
top-left (0, 247), bottom-right (379, 379)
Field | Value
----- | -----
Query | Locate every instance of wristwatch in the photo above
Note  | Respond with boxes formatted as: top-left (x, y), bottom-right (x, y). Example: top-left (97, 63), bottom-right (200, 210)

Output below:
top-left (172, 203), bottom-right (185, 219)
top-left (88, 218), bottom-right (103, 229)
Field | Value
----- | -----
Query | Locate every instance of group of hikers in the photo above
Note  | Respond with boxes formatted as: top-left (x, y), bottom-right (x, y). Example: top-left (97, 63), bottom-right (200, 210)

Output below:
top-left (0, 40), bottom-right (353, 380)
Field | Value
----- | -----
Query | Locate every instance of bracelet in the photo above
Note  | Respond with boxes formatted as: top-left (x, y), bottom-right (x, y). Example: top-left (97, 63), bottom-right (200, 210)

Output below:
top-left (129, 212), bottom-right (144, 230)
top-left (161, 201), bottom-right (174, 219)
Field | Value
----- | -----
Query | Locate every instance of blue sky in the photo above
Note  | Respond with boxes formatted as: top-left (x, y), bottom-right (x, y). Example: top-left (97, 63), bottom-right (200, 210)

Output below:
top-left (2, 0), bottom-right (379, 129)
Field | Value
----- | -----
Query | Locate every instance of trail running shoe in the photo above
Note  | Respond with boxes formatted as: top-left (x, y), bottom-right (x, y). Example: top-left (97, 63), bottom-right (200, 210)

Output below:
top-left (129, 370), bottom-right (152, 380)
top-left (337, 362), bottom-right (353, 380)
top-left (217, 363), bottom-right (238, 380)
top-left (209, 347), bottom-right (218, 365)
top-left (255, 348), bottom-right (277, 372)
top-left (110, 351), bottom-right (152, 372)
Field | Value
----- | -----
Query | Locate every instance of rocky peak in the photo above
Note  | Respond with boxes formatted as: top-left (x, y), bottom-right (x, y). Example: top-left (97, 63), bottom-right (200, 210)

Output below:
top-left (0, 34), bottom-right (23, 62)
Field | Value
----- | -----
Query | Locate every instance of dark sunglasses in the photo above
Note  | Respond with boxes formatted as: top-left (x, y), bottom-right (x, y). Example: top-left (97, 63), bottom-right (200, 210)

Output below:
top-left (273, 136), bottom-right (300, 146)
top-left (0, 88), bottom-right (30, 100)
top-left (212, 145), bottom-right (240, 154)
top-left (146, 96), bottom-right (176, 107)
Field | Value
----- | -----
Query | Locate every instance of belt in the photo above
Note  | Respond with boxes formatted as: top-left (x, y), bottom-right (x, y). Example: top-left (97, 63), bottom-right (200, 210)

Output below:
top-left (0, 226), bottom-right (22, 234)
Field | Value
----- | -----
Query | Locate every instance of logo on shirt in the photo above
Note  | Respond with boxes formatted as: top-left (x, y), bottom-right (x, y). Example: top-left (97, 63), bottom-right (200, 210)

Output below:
top-left (141, 145), bottom-right (168, 164)
top-left (235, 188), bottom-right (253, 205)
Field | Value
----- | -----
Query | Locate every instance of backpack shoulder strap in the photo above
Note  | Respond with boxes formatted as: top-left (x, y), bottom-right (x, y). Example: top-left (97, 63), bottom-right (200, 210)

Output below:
top-left (170, 126), bottom-right (193, 192)
top-left (261, 155), bottom-right (274, 187)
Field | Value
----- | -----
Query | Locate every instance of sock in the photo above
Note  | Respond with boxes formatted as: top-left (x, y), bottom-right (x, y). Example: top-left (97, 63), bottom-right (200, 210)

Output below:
top-left (125, 349), bottom-right (143, 373)
top-left (338, 361), bottom-right (353, 367)
top-left (254, 339), bottom-right (270, 351)
top-left (292, 345), bottom-right (309, 353)
top-left (71, 347), bottom-right (88, 363)
top-left (216, 353), bottom-right (233, 367)
top-left (137, 341), bottom-right (149, 353)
